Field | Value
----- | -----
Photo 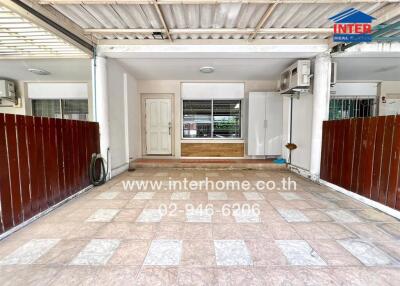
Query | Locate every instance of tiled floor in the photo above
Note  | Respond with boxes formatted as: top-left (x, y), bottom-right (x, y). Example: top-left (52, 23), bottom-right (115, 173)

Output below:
top-left (0, 168), bottom-right (399, 285)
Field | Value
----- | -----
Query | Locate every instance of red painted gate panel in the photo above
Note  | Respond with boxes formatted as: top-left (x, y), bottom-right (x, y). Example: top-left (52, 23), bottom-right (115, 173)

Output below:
top-left (321, 115), bottom-right (400, 211)
top-left (0, 113), bottom-right (99, 235)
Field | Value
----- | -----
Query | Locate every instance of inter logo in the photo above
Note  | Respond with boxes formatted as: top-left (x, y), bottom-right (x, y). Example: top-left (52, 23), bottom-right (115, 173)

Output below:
top-left (330, 8), bottom-right (375, 43)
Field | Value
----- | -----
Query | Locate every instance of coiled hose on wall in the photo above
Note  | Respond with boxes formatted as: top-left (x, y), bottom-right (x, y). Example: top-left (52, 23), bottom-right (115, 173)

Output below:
top-left (89, 150), bottom-right (109, 186)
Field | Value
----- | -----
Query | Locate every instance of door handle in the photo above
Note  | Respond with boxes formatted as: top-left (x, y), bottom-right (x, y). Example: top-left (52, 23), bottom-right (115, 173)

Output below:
top-left (168, 122), bottom-right (172, 135)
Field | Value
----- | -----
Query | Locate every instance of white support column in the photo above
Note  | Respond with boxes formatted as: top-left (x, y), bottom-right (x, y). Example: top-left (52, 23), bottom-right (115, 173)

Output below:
top-left (93, 56), bottom-right (111, 171)
top-left (310, 52), bottom-right (331, 178)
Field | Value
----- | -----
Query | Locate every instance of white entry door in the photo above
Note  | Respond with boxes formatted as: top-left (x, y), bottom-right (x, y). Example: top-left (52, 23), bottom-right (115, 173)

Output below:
top-left (145, 98), bottom-right (172, 155)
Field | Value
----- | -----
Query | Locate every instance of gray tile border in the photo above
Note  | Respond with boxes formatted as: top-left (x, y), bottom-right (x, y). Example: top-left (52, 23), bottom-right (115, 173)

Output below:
top-left (276, 240), bottom-right (327, 266)
top-left (214, 240), bottom-right (253, 266)
top-left (70, 239), bottom-right (120, 266)
top-left (337, 239), bottom-right (397, 266)
top-left (0, 239), bottom-right (60, 265)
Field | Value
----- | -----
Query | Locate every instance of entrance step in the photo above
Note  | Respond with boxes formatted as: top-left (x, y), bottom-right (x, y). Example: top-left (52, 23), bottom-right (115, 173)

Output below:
top-left (130, 159), bottom-right (286, 171)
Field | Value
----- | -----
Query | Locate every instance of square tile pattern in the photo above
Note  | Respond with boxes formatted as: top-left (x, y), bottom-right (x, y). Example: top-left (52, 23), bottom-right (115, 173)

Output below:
top-left (95, 192), bottom-right (120, 200)
top-left (70, 239), bottom-right (120, 265)
top-left (214, 240), bottom-right (253, 266)
top-left (208, 192), bottom-right (228, 200)
top-left (144, 240), bottom-right (182, 266)
top-left (276, 240), bottom-right (327, 266)
top-left (136, 209), bottom-right (163, 222)
top-left (277, 208), bottom-right (310, 222)
top-left (0, 169), bottom-right (399, 286)
top-left (186, 209), bottom-right (212, 223)
top-left (86, 209), bottom-right (120, 222)
top-left (0, 239), bottom-right (60, 265)
top-left (171, 192), bottom-right (190, 200)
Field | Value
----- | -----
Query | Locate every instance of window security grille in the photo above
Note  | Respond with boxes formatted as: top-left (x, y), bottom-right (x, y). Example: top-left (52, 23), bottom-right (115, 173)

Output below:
top-left (329, 97), bottom-right (375, 120)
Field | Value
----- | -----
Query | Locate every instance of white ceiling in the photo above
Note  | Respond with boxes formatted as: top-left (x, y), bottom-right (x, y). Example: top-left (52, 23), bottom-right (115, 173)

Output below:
top-left (116, 56), bottom-right (400, 81)
top-left (0, 59), bottom-right (91, 81)
top-left (335, 57), bottom-right (400, 81)
top-left (117, 58), bottom-right (296, 80)
top-left (1, 54), bottom-right (397, 83)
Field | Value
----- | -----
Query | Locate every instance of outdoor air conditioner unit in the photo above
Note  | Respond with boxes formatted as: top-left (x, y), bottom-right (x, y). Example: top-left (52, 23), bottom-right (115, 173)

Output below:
top-left (279, 60), bottom-right (311, 94)
top-left (0, 80), bottom-right (17, 103)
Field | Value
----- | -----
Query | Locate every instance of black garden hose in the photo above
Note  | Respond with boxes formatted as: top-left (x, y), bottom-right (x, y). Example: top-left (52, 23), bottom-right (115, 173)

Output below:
top-left (89, 151), bottom-right (108, 186)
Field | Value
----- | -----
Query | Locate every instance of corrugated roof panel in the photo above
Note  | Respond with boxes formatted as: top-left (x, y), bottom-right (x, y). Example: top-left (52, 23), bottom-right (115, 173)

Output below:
top-left (0, 6), bottom-right (87, 58)
top-left (49, 2), bottom-right (397, 41)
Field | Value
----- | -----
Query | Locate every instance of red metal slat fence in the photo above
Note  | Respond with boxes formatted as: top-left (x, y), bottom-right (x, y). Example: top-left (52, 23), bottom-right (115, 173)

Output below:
top-left (0, 113), bottom-right (100, 234)
top-left (320, 115), bottom-right (400, 211)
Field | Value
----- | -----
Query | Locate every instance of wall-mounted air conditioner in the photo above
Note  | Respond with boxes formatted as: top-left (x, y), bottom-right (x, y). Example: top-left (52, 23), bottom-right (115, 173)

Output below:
top-left (0, 80), bottom-right (17, 103)
top-left (279, 60), bottom-right (311, 94)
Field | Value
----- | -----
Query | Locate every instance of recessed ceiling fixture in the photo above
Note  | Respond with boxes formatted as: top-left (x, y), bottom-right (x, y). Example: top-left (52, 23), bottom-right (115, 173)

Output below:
top-left (200, 66), bottom-right (215, 74)
top-left (28, 68), bottom-right (51, 75)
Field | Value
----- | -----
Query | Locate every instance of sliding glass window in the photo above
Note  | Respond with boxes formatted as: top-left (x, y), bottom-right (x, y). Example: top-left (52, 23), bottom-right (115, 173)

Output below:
top-left (32, 99), bottom-right (88, 121)
top-left (182, 99), bottom-right (241, 139)
top-left (183, 100), bottom-right (212, 138)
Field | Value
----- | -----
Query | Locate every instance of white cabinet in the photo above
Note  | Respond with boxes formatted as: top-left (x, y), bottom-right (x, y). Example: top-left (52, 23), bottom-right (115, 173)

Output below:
top-left (247, 92), bottom-right (283, 156)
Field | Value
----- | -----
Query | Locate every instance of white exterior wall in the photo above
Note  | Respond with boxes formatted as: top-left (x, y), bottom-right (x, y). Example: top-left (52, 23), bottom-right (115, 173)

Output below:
top-left (290, 92), bottom-right (314, 170)
top-left (126, 73), bottom-right (141, 160)
top-left (137, 80), bottom-right (278, 158)
top-left (105, 59), bottom-right (140, 176)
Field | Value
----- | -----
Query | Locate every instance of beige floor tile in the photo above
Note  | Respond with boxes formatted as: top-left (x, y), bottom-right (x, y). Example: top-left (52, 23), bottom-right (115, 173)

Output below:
top-left (178, 267), bottom-right (218, 286)
top-left (246, 240), bottom-right (287, 266)
top-left (267, 223), bottom-right (301, 240)
top-left (136, 267), bottom-right (178, 286)
top-left (93, 266), bottom-right (140, 286)
top-left (47, 266), bottom-right (98, 286)
top-left (35, 240), bottom-right (88, 265)
top-left (155, 223), bottom-right (185, 239)
top-left (212, 224), bottom-right (242, 239)
top-left (183, 223), bottom-right (213, 240)
top-left (217, 267), bottom-right (266, 286)
top-left (181, 240), bottom-right (216, 267)
top-left (0, 265), bottom-right (61, 286)
top-left (307, 239), bottom-right (362, 266)
top-left (109, 240), bottom-right (150, 265)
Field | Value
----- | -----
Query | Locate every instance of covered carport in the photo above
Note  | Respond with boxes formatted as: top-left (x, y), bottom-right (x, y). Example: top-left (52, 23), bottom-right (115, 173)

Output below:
top-left (0, 0), bottom-right (400, 285)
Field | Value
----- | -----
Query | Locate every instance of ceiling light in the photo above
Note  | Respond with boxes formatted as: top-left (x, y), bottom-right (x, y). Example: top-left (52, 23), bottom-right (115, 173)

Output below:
top-left (200, 66), bottom-right (215, 74)
top-left (28, 68), bottom-right (50, 75)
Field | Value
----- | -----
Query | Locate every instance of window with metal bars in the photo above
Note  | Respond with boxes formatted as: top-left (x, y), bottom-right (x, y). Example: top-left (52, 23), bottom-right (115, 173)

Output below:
top-left (32, 99), bottom-right (88, 121)
top-left (328, 97), bottom-right (375, 120)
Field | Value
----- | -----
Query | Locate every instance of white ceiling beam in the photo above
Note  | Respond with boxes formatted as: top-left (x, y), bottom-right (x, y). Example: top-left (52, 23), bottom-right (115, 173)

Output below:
top-left (248, 3), bottom-right (278, 41)
top-left (96, 40), bottom-right (329, 60)
top-left (85, 28), bottom-right (333, 34)
top-left (153, 0), bottom-right (172, 42)
top-left (38, 0), bottom-right (400, 4)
